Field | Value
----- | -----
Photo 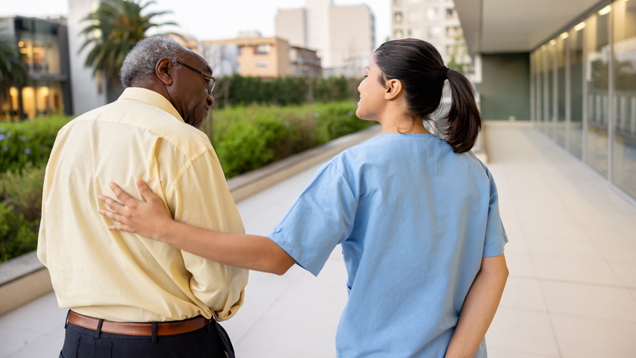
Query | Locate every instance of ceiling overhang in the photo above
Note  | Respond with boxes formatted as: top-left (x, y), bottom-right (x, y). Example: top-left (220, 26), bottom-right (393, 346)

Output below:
top-left (454, 0), bottom-right (605, 54)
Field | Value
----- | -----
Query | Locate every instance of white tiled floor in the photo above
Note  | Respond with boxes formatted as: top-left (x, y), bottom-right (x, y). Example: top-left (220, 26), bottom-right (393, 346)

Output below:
top-left (1, 123), bottom-right (636, 357)
top-left (483, 124), bottom-right (636, 358)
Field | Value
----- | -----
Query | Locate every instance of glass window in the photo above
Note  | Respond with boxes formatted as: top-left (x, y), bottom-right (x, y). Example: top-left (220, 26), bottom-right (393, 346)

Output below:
top-left (256, 60), bottom-right (268, 67)
top-left (428, 26), bottom-right (442, 39)
top-left (426, 8), bottom-right (439, 20)
top-left (1, 87), bottom-right (20, 121)
top-left (556, 36), bottom-right (567, 147)
top-left (446, 8), bottom-right (456, 19)
top-left (394, 12), bottom-right (403, 24)
top-left (21, 85), bottom-right (36, 119)
top-left (446, 26), bottom-right (460, 39)
top-left (612, 0), bottom-right (636, 198)
top-left (569, 25), bottom-right (585, 159)
top-left (585, 11), bottom-right (611, 177)
top-left (394, 29), bottom-right (404, 39)
top-left (255, 44), bottom-right (271, 55)
top-left (17, 30), bottom-right (60, 75)
top-left (534, 50), bottom-right (543, 126)
top-left (542, 45), bottom-right (554, 135)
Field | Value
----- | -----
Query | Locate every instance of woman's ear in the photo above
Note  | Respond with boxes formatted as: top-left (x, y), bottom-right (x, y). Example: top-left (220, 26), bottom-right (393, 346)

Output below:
top-left (155, 58), bottom-right (174, 86)
top-left (385, 79), bottom-right (403, 100)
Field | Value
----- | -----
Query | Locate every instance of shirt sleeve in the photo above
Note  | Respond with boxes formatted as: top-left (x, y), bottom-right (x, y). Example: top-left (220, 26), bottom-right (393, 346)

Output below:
top-left (482, 169), bottom-right (508, 257)
top-left (268, 161), bottom-right (357, 277)
top-left (166, 149), bottom-right (249, 321)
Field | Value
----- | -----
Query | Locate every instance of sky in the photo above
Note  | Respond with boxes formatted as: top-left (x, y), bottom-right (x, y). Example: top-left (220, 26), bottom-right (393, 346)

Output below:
top-left (0, 0), bottom-right (391, 44)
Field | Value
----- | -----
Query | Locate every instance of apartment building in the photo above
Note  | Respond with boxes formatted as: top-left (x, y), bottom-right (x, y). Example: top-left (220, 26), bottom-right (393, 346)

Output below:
top-left (390, 0), bottom-right (462, 63)
top-left (275, 0), bottom-right (374, 77)
top-left (200, 36), bottom-right (321, 79)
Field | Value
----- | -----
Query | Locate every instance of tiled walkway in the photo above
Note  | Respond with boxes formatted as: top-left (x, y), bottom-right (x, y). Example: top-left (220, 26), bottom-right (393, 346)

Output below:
top-left (1, 122), bottom-right (636, 357)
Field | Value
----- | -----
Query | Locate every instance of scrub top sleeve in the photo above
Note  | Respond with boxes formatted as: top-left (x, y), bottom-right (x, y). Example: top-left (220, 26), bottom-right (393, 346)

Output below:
top-left (268, 162), bottom-right (357, 276)
top-left (483, 170), bottom-right (508, 257)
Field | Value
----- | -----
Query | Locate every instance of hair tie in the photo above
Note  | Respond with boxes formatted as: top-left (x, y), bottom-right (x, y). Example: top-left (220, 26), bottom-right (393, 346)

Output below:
top-left (440, 66), bottom-right (449, 80)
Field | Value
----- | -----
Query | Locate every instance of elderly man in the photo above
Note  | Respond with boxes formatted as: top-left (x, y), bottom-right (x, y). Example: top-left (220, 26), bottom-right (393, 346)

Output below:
top-left (37, 37), bottom-right (247, 357)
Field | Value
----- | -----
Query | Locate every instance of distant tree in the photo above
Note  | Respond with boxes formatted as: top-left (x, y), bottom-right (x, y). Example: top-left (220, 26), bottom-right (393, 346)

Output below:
top-left (79, 0), bottom-right (180, 96)
top-left (447, 26), bottom-right (473, 75)
top-left (0, 38), bottom-right (26, 85)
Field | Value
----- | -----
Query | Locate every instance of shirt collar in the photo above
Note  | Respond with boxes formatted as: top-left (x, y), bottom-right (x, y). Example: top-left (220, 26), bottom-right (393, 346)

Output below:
top-left (118, 87), bottom-right (185, 123)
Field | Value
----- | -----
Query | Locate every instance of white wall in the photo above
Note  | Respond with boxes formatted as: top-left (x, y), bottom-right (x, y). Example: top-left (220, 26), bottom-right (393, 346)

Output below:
top-left (68, 0), bottom-right (106, 116)
top-left (329, 5), bottom-right (374, 70)
top-left (306, 0), bottom-right (332, 67)
top-left (275, 8), bottom-right (306, 48)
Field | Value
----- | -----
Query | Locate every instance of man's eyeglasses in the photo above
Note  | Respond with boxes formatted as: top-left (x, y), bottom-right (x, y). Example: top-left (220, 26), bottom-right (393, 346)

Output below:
top-left (173, 60), bottom-right (216, 94)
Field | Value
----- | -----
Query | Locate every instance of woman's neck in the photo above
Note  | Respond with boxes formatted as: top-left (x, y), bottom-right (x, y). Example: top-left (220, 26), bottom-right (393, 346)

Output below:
top-left (379, 113), bottom-right (431, 135)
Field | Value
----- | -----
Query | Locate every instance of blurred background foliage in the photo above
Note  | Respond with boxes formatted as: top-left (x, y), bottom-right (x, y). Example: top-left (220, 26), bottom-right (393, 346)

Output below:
top-left (213, 74), bottom-right (361, 108)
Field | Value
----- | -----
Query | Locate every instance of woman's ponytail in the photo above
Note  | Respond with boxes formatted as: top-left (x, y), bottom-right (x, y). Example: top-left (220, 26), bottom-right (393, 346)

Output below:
top-left (443, 69), bottom-right (481, 153)
top-left (374, 39), bottom-right (482, 154)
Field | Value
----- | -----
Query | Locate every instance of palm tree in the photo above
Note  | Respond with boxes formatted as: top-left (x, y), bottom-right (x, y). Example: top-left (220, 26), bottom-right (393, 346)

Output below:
top-left (0, 39), bottom-right (27, 85)
top-left (0, 35), bottom-right (27, 120)
top-left (79, 0), bottom-right (180, 100)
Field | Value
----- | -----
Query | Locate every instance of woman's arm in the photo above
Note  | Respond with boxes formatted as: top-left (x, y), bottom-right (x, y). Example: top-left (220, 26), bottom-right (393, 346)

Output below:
top-left (98, 180), bottom-right (296, 275)
top-left (445, 254), bottom-right (508, 358)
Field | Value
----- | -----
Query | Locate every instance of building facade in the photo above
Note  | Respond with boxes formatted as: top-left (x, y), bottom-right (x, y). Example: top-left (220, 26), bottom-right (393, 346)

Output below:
top-left (275, 0), bottom-right (374, 77)
top-left (200, 36), bottom-right (321, 80)
top-left (530, 0), bottom-right (636, 201)
top-left (0, 16), bottom-right (72, 120)
top-left (454, 0), bottom-right (636, 202)
top-left (390, 0), bottom-right (462, 63)
top-left (290, 46), bottom-right (322, 78)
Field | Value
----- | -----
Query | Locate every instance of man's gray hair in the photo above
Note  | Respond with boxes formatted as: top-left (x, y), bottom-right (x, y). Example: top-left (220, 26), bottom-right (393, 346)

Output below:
top-left (121, 37), bottom-right (186, 88)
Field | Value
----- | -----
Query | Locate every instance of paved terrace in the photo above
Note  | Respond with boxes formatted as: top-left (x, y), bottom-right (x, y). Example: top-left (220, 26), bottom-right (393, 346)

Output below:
top-left (1, 122), bottom-right (636, 358)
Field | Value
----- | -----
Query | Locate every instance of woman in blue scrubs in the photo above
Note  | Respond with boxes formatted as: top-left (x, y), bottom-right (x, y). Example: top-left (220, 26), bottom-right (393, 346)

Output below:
top-left (98, 39), bottom-right (509, 358)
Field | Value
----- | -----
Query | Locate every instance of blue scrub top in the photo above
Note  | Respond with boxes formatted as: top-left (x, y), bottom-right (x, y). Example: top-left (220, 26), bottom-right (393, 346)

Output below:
top-left (268, 133), bottom-right (507, 358)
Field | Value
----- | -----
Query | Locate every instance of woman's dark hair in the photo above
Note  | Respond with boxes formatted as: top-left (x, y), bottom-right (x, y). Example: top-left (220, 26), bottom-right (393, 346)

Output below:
top-left (374, 38), bottom-right (481, 153)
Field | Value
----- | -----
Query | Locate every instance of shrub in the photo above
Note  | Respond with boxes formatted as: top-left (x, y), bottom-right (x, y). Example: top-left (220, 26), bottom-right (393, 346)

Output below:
top-left (203, 101), bottom-right (373, 178)
top-left (0, 202), bottom-right (39, 263)
top-left (0, 166), bottom-right (45, 222)
top-left (0, 166), bottom-right (45, 263)
top-left (312, 102), bottom-right (372, 144)
top-left (0, 116), bottom-right (70, 173)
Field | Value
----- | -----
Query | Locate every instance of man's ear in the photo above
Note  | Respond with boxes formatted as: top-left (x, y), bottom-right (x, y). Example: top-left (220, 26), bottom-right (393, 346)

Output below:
top-left (155, 58), bottom-right (173, 86)
top-left (384, 79), bottom-right (403, 100)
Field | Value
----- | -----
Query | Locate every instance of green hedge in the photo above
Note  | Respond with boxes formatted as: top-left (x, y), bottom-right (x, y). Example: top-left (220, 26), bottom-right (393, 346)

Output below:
top-left (0, 167), bottom-right (44, 262)
top-left (214, 75), bottom-right (359, 107)
top-left (203, 101), bottom-right (373, 178)
top-left (0, 116), bottom-right (70, 173)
